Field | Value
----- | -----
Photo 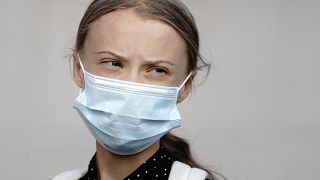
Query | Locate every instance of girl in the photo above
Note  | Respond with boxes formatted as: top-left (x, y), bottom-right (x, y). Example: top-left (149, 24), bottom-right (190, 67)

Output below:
top-left (53, 0), bottom-right (223, 179)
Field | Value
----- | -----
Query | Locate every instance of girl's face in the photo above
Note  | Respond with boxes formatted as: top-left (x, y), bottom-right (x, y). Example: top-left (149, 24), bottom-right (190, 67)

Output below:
top-left (74, 9), bottom-right (191, 101)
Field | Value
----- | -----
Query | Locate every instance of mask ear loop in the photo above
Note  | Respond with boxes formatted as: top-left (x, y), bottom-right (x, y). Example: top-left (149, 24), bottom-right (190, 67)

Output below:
top-left (178, 72), bottom-right (193, 91)
top-left (77, 53), bottom-right (86, 93)
top-left (77, 53), bottom-right (85, 72)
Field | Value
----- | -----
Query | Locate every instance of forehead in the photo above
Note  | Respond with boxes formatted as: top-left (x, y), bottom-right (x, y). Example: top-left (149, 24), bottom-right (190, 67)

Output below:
top-left (84, 8), bottom-right (188, 70)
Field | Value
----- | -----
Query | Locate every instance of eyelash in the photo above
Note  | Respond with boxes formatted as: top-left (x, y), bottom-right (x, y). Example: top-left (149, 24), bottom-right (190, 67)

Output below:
top-left (149, 67), bottom-right (169, 75)
top-left (102, 59), bottom-right (123, 68)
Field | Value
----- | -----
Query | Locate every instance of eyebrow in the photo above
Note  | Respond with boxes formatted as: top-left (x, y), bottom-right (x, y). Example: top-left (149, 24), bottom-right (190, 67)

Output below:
top-left (93, 50), bottom-right (176, 67)
top-left (93, 50), bottom-right (126, 61)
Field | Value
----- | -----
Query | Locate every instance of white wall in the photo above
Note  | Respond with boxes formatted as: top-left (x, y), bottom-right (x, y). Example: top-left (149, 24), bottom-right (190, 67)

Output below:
top-left (0, 0), bottom-right (319, 179)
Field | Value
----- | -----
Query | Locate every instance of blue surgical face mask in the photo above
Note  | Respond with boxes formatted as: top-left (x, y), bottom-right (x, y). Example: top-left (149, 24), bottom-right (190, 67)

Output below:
top-left (73, 54), bottom-right (192, 155)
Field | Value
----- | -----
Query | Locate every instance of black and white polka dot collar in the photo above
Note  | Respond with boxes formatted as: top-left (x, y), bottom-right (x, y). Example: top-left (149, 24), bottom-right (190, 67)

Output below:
top-left (80, 146), bottom-right (176, 180)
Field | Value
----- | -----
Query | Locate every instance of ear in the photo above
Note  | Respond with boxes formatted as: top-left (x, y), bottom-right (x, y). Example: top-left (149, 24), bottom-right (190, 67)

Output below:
top-left (177, 71), bottom-right (196, 103)
top-left (72, 53), bottom-right (84, 89)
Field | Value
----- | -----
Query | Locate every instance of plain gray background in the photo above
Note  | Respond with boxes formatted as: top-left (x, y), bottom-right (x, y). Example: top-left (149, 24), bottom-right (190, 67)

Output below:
top-left (0, 0), bottom-right (319, 179)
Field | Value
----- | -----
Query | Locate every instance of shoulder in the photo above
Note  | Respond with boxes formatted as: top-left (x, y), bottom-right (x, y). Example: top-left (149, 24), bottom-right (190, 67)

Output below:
top-left (51, 168), bottom-right (87, 180)
top-left (169, 161), bottom-right (208, 180)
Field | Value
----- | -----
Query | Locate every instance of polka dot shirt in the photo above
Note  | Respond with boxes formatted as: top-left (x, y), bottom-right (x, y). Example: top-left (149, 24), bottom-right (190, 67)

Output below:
top-left (79, 146), bottom-right (176, 180)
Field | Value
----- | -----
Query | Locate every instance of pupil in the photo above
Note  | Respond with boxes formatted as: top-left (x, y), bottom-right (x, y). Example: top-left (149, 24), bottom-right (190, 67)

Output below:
top-left (112, 61), bottom-right (119, 66)
top-left (156, 68), bottom-right (164, 73)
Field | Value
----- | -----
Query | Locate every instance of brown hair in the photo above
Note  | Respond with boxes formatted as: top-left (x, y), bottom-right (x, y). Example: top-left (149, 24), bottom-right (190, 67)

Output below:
top-left (75, 0), bottom-right (223, 179)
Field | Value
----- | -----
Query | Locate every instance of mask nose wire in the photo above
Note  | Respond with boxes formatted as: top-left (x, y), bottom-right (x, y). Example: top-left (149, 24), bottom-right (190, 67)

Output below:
top-left (178, 72), bottom-right (193, 91)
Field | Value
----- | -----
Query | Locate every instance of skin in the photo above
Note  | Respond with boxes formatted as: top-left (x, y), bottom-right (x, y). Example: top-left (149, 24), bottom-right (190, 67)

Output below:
top-left (73, 9), bottom-right (193, 180)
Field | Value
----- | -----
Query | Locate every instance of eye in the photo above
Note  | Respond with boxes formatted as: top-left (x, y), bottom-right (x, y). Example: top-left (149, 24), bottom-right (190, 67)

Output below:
top-left (101, 59), bottom-right (123, 70)
top-left (149, 67), bottom-right (169, 77)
